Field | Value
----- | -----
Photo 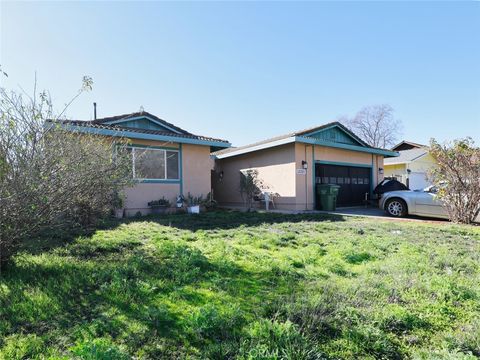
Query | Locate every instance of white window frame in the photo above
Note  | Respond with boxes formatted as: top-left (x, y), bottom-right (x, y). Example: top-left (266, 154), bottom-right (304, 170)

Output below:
top-left (129, 146), bottom-right (180, 181)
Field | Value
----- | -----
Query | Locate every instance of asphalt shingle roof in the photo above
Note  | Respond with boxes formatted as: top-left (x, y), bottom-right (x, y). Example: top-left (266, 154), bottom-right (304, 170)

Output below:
top-left (49, 111), bottom-right (230, 145)
top-left (384, 148), bottom-right (428, 164)
top-left (90, 111), bottom-right (193, 135)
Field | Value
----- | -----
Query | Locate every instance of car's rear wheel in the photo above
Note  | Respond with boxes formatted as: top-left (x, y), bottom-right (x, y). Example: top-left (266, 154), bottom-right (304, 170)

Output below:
top-left (385, 198), bottom-right (407, 217)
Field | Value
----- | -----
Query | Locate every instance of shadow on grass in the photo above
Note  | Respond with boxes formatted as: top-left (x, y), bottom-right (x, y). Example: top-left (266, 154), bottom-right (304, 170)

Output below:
top-left (0, 234), bottom-right (302, 356)
top-left (134, 210), bottom-right (347, 232)
top-left (19, 210), bottom-right (346, 257)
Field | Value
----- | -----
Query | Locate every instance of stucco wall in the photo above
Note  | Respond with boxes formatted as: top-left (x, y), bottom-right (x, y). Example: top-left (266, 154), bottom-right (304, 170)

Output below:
top-left (182, 144), bottom-right (213, 197)
top-left (409, 153), bottom-right (436, 173)
top-left (214, 142), bottom-right (386, 211)
top-left (314, 145), bottom-right (374, 166)
top-left (213, 144), bottom-right (297, 209)
top-left (124, 183), bottom-right (180, 216)
top-left (294, 143), bottom-right (315, 211)
top-left (294, 144), bottom-right (385, 210)
top-left (384, 163), bottom-right (406, 179)
top-left (127, 138), bottom-right (180, 149)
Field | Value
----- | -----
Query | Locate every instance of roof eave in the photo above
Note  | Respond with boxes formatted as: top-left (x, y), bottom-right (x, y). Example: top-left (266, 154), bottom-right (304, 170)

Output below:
top-left (215, 137), bottom-right (296, 159)
top-left (215, 136), bottom-right (399, 159)
top-left (295, 136), bottom-right (399, 157)
top-left (48, 122), bottom-right (231, 148)
top-left (383, 161), bottom-right (410, 166)
top-left (384, 151), bottom-right (428, 165)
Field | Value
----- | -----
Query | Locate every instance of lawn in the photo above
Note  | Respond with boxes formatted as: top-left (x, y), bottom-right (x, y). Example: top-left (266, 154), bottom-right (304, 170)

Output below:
top-left (0, 211), bottom-right (479, 359)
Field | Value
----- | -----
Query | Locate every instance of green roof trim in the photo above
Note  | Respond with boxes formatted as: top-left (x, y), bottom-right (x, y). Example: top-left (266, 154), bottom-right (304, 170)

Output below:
top-left (50, 123), bottom-right (231, 148)
top-left (296, 136), bottom-right (399, 157)
top-left (104, 116), bottom-right (183, 134)
top-left (302, 125), bottom-right (363, 146)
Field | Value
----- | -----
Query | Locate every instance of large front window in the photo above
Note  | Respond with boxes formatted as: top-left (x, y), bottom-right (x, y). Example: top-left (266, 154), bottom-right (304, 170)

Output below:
top-left (128, 147), bottom-right (180, 180)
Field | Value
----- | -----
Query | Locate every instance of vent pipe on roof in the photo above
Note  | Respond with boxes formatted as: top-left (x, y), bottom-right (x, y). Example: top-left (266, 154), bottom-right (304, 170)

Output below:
top-left (93, 102), bottom-right (97, 120)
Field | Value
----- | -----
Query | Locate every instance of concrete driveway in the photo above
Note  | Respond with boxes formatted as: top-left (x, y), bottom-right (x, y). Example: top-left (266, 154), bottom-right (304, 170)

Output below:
top-left (322, 206), bottom-right (450, 223)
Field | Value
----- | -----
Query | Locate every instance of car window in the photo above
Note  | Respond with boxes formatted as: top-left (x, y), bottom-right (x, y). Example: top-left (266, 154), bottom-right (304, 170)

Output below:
top-left (424, 186), bottom-right (438, 194)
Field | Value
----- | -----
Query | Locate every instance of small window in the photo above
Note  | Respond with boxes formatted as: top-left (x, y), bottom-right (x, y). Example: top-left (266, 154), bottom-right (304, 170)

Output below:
top-left (352, 178), bottom-right (357, 184)
top-left (329, 177), bottom-right (337, 184)
top-left (337, 177), bottom-right (344, 184)
top-left (344, 177), bottom-right (351, 184)
top-left (322, 177), bottom-right (329, 184)
top-left (358, 178), bottom-right (364, 184)
top-left (364, 178), bottom-right (369, 185)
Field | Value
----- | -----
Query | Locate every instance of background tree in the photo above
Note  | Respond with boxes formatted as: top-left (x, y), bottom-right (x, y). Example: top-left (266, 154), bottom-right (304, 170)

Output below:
top-left (428, 138), bottom-right (480, 224)
top-left (338, 104), bottom-right (402, 149)
top-left (0, 76), bottom-right (134, 271)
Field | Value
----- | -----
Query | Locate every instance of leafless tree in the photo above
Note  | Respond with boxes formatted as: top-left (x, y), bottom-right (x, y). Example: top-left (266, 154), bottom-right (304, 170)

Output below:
top-left (339, 104), bottom-right (402, 149)
top-left (428, 138), bottom-right (480, 224)
top-left (0, 76), bottom-right (134, 271)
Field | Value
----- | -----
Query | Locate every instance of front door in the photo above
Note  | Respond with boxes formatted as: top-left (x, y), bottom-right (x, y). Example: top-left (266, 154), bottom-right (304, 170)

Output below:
top-left (316, 164), bottom-right (371, 207)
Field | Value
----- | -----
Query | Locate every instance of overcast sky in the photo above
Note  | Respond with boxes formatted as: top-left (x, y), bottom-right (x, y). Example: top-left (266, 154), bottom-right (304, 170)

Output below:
top-left (1, 1), bottom-right (479, 146)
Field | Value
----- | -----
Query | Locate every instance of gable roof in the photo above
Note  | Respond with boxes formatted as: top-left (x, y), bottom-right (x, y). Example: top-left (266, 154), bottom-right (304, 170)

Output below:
top-left (90, 111), bottom-right (193, 135)
top-left (213, 121), bottom-right (398, 159)
top-left (294, 122), bottom-right (369, 147)
top-left (391, 140), bottom-right (427, 151)
top-left (47, 111), bottom-right (230, 148)
top-left (384, 148), bottom-right (428, 165)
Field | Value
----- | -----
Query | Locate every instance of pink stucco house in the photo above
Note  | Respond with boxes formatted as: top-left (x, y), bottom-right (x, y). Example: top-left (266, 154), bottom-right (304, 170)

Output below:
top-left (212, 122), bottom-right (398, 211)
top-left (55, 113), bottom-right (398, 214)
top-left (53, 111), bottom-right (230, 216)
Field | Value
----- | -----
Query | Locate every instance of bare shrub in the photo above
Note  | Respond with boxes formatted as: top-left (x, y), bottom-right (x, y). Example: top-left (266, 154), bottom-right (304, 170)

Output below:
top-left (428, 138), bottom-right (480, 224)
top-left (0, 77), bottom-right (133, 270)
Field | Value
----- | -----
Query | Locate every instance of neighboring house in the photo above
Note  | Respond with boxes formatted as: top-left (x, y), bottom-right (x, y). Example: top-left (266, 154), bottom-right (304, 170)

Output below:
top-left (50, 111), bottom-right (230, 216)
top-left (212, 122), bottom-right (398, 211)
top-left (384, 141), bottom-right (436, 190)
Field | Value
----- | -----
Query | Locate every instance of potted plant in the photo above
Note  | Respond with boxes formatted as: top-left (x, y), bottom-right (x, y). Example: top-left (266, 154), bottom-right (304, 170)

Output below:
top-left (186, 193), bottom-right (204, 214)
top-left (176, 194), bottom-right (185, 208)
top-left (112, 191), bottom-right (125, 219)
top-left (148, 197), bottom-right (171, 214)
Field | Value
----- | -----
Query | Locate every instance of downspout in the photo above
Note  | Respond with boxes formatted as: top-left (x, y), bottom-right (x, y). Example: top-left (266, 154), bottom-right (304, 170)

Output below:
top-left (304, 145), bottom-right (308, 211)
top-left (312, 144), bottom-right (315, 210)
top-left (371, 154), bottom-right (374, 197)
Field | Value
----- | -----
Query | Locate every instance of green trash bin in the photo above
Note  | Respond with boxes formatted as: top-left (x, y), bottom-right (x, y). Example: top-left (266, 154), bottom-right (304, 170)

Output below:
top-left (316, 184), bottom-right (340, 211)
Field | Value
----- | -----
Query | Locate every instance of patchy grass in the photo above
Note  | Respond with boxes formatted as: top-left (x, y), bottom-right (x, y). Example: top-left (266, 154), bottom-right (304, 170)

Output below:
top-left (0, 211), bottom-right (479, 359)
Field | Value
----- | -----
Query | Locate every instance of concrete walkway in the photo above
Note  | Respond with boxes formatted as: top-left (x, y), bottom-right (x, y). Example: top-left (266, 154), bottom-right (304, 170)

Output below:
top-left (220, 206), bottom-right (478, 224)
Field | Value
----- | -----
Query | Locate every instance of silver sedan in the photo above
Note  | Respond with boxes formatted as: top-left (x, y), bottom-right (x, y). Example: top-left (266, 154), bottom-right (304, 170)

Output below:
top-left (379, 186), bottom-right (449, 219)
